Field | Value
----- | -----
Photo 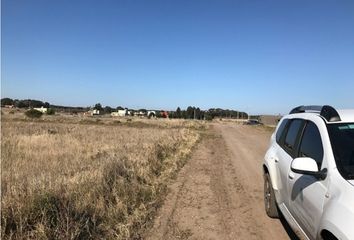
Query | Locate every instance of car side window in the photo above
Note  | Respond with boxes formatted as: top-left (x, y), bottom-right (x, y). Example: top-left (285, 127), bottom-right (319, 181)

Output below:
top-left (284, 119), bottom-right (303, 152)
top-left (299, 121), bottom-right (324, 169)
top-left (276, 119), bottom-right (289, 143)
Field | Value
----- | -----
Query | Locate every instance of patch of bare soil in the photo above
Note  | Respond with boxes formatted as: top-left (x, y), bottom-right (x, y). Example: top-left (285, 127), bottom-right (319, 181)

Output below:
top-left (146, 123), bottom-right (295, 240)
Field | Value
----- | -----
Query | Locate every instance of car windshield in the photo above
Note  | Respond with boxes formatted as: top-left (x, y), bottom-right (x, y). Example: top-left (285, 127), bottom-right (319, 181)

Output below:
top-left (327, 123), bottom-right (354, 180)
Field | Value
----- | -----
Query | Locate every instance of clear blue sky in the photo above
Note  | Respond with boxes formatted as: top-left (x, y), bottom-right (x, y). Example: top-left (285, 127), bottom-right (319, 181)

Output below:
top-left (2, 0), bottom-right (354, 114)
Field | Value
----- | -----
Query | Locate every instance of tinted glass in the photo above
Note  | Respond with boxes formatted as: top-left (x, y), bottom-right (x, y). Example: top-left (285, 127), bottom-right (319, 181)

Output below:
top-left (284, 120), bottom-right (303, 150)
top-left (299, 122), bottom-right (323, 168)
top-left (276, 119), bottom-right (289, 143)
top-left (327, 123), bottom-right (354, 180)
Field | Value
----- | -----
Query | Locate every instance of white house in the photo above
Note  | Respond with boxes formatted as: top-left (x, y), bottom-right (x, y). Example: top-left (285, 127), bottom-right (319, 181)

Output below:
top-left (111, 109), bottom-right (127, 117)
top-left (34, 106), bottom-right (48, 113)
top-left (92, 109), bottom-right (100, 115)
top-left (147, 111), bottom-right (156, 118)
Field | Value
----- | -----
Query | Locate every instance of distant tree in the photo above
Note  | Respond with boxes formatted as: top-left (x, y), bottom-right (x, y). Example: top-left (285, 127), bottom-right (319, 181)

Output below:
top-left (181, 110), bottom-right (187, 119)
top-left (195, 107), bottom-right (201, 120)
top-left (94, 103), bottom-right (103, 110)
top-left (176, 107), bottom-right (181, 118)
top-left (17, 99), bottom-right (44, 108)
top-left (199, 111), bottom-right (205, 120)
top-left (186, 106), bottom-right (194, 119)
top-left (1, 98), bottom-right (14, 106)
top-left (16, 101), bottom-right (26, 108)
top-left (116, 106), bottom-right (124, 110)
top-left (204, 113), bottom-right (213, 121)
top-left (29, 99), bottom-right (44, 108)
top-left (44, 102), bottom-right (50, 108)
top-left (104, 106), bottom-right (113, 113)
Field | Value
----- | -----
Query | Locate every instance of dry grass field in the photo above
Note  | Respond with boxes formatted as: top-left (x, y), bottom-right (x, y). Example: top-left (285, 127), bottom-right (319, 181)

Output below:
top-left (1, 112), bottom-right (203, 239)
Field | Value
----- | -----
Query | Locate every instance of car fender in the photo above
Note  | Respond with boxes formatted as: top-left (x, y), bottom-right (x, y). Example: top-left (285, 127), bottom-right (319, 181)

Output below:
top-left (318, 201), bottom-right (354, 240)
top-left (264, 147), bottom-right (280, 191)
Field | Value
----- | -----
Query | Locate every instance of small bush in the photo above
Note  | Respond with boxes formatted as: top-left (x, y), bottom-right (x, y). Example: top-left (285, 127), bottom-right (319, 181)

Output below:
top-left (25, 109), bottom-right (43, 118)
top-left (46, 108), bottom-right (55, 115)
top-left (204, 114), bottom-right (213, 121)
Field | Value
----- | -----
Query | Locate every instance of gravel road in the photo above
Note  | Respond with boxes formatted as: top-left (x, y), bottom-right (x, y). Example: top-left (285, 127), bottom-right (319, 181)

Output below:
top-left (146, 123), bottom-right (299, 240)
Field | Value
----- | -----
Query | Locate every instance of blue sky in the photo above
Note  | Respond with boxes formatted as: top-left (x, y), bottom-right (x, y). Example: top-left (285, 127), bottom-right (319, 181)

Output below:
top-left (2, 0), bottom-right (354, 114)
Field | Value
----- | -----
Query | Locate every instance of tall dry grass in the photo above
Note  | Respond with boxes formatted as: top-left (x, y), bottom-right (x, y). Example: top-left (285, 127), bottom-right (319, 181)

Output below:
top-left (1, 116), bottom-right (202, 239)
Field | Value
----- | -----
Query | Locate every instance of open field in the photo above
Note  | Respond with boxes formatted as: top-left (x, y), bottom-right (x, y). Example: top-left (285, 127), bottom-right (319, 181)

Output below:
top-left (1, 109), bottom-right (203, 130)
top-left (1, 110), bottom-right (295, 240)
top-left (1, 114), bottom-right (203, 239)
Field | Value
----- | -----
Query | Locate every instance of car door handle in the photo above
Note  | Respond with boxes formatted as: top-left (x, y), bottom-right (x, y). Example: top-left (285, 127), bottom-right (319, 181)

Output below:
top-left (288, 172), bottom-right (294, 180)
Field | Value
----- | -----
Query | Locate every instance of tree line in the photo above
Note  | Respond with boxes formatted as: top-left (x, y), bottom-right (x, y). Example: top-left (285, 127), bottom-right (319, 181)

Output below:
top-left (1, 98), bottom-right (88, 113)
top-left (1, 98), bottom-right (50, 108)
top-left (168, 107), bottom-right (248, 120)
top-left (1, 98), bottom-right (248, 120)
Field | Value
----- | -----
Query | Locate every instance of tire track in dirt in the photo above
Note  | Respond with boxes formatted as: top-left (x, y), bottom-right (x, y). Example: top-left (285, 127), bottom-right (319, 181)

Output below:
top-left (146, 123), bottom-right (292, 240)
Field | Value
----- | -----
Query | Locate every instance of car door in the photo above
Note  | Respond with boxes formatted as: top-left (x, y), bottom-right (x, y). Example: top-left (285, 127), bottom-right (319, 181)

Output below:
top-left (288, 121), bottom-right (327, 239)
top-left (276, 119), bottom-right (305, 207)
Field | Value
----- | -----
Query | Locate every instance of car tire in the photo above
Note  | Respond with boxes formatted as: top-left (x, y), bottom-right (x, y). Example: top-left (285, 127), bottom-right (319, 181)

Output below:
top-left (264, 173), bottom-right (279, 218)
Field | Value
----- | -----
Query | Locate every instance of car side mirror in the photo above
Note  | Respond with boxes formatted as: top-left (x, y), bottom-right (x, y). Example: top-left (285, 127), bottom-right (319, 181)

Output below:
top-left (291, 157), bottom-right (327, 180)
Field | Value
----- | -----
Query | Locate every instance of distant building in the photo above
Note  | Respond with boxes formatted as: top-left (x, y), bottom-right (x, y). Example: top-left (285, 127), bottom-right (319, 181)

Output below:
top-left (33, 106), bottom-right (48, 113)
top-left (134, 111), bottom-right (146, 117)
top-left (147, 111), bottom-right (156, 118)
top-left (92, 109), bottom-right (101, 115)
top-left (111, 109), bottom-right (127, 117)
top-left (160, 111), bottom-right (169, 118)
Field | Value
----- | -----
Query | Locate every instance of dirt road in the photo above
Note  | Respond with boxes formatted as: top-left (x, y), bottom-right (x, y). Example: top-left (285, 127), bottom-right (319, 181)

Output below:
top-left (146, 123), bottom-right (298, 240)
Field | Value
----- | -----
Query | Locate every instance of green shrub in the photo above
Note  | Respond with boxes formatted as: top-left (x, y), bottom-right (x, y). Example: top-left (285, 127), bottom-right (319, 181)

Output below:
top-left (204, 114), bottom-right (213, 121)
top-left (25, 109), bottom-right (43, 118)
top-left (46, 108), bottom-right (55, 115)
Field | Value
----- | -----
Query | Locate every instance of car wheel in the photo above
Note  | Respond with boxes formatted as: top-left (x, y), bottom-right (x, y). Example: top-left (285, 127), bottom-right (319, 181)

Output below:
top-left (264, 173), bottom-right (279, 218)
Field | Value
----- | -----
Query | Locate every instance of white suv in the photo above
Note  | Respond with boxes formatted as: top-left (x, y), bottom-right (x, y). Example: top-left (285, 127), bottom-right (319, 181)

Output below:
top-left (263, 105), bottom-right (354, 240)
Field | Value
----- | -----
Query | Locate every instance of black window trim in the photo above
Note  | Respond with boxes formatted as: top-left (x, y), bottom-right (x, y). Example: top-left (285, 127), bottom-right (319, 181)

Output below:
top-left (276, 119), bottom-right (289, 145)
top-left (296, 120), bottom-right (325, 169)
top-left (280, 118), bottom-right (306, 159)
top-left (277, 118), bottom-right (290, 146)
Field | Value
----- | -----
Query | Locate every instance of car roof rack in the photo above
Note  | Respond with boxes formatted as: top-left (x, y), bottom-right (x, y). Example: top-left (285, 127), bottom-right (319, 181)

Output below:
top-left (289, 105), bottom-right (341, 122)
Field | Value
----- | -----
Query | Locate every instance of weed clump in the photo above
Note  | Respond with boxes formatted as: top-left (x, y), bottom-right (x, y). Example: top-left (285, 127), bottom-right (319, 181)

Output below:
top-left (46, 108), bottom-right (55, 115)
top-left (2, 192), bottom-right (102, 239)
top-left (25, 109), bottom-right (43, 118)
